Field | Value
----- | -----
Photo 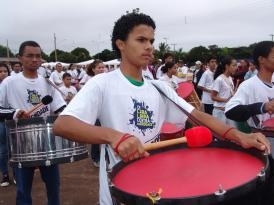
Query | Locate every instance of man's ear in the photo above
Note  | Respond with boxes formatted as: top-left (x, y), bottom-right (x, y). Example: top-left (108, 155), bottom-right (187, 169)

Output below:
top-left (115, 39), bottom-right (124, 51)
top-left (258, 56), bottom-right (264, 66)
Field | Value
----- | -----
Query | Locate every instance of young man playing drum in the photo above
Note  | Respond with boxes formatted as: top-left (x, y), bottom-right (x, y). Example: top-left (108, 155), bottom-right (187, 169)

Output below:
top-left (0, 41), bottom-right (66, 205)
top-left (225, 41), bottom-right (274, 205)
top-left (53, 12), bottom-right (270, 205)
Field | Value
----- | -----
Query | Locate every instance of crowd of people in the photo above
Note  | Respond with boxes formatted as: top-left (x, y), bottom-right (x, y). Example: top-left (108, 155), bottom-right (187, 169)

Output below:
top-left (0, 11), bottom-right (273, 205)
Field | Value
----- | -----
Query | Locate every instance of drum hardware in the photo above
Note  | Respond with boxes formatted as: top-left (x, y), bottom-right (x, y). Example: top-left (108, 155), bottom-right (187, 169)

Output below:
top-left (257, 167), bottom-right (266, 181)
top-left (214, 184), bottom-right (226, 196)
top-left (70, 156), bottom-right (74, 163)
top-left (45, 159), bottom-right (51, 166)
top-left (146, 188), bottom-right (162, 204)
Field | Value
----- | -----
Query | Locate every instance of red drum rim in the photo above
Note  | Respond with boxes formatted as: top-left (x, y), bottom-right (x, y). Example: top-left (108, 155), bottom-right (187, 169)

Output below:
top-left (110, 141), bottom-right (269, 205)
top-left (176, 82), bottom-right (194, 99)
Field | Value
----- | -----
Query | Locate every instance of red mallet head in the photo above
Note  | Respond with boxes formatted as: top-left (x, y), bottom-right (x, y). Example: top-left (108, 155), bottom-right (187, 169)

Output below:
top-left (184, 126), bottom-right (212, 147)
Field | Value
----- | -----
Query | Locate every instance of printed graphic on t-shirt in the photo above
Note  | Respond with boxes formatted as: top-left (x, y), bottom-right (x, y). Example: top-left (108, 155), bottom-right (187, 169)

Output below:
top-left (27, 89), bottom-right (49, 117)
top-left (129, 98), bottom-right (155, 136)
top-left (27, 89), bottom-right (41, 105)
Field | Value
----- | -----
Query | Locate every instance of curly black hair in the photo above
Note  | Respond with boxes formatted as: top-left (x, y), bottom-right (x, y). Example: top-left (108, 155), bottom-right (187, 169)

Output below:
top-left (111, 12), bottom-right (156, 58)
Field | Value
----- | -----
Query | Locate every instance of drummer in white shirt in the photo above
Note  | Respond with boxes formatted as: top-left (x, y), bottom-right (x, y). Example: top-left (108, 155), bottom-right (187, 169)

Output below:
top-left (159, 61), bottom-right (185, 90)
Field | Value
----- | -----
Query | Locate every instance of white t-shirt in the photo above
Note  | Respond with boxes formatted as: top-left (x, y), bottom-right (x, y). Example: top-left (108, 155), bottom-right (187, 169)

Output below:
top-left (60, 69), bottom-right (194, 205)
top-left (49, 70), bottom-right (65, 87)
top-left (67, 70), bottom-right (78, 84)
top-left (225, 75), bottom-right (274, 128)
top-left (198, 69), bottom-right (214, 104)
top-left (212, 74), bottom-right (234, 107)
top-left (59, 85), bottom-right (78, 101)
top-left (37, 67), bottom-right (47, 78)
top-left (142, 67), bottom-right (154, 80)
top-left (159, 74), bottom-right (184, 90)
top-left (156, 64), bottom-right (164, 79)
top-left (0, 73), bottom-right (66, 118)
top-left (79, 74), bottom-right (92, 85)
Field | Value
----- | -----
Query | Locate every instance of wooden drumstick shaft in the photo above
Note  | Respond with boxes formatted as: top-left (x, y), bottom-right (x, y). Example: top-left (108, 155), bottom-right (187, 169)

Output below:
top-left (144, 137), bottom-right (187, 151)
top-left (46, 78), bottom-right (67, 97)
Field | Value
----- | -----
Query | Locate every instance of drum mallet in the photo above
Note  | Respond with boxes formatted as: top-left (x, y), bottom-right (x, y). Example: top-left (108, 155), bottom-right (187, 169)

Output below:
top-left (144, 126), bottom-right (212, 151)
top-left (25, 95), bottom-right (53, 116)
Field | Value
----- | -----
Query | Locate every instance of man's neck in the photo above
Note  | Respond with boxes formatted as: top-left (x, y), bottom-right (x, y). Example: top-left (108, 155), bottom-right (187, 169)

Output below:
top-left (120, 62), bottom-right (143, 82)
top-left (23, 70), bottom-right (38, 79)
top-left (257, 70), bottom-right (273, 83)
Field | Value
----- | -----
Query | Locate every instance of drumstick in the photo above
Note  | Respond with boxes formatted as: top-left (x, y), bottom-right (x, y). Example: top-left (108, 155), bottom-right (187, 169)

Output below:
top-left (45, 78), bottom-right (66, 97)
top-left (25, 95), bottom-right (53, 116)
top-left (144, 126), bottom-right (212, 151)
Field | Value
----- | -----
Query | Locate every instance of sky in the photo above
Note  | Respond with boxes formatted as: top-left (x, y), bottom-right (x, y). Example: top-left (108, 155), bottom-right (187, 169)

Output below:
top-left (1, 0), bottom-right (274, 56)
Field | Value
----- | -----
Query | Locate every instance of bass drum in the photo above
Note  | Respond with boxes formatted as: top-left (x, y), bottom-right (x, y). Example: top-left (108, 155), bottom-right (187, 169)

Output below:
top-left (109, 141), bottom-right (270, 205)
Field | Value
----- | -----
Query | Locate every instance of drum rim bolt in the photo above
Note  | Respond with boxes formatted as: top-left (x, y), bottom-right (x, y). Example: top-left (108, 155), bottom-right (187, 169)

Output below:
top-left (214, 184), bottom-right (226, 196)
top-left (45, 159), bottom-right (51, 166)
top-left (257, 167), bottom-right (266, 178)
top-left (70, 156), bottom-right (74, 163)
top-left (146, 188), bottom-right (162, 204)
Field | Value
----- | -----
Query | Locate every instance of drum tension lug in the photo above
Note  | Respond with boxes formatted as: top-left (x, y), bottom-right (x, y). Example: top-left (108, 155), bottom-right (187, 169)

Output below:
top-left (70, 156), bottom-right (75, 163)
top-left (45, 160), bottom-right (51, 166)
top-left (18, 162), bottom-right (22, 169)
top-left (146, 188), bottom-right (162, 204)
top-left (257, 167), bottom-right (266, 181)
top-left (214, 184), bottom-right (226, 196)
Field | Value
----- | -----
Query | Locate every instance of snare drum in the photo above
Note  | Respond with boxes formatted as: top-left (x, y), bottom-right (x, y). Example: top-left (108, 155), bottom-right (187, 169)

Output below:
top-left (177, 82), bottom-right (201, 110)
top-left (110, 141), bottom-right (269, 205)
top-left (160, 122), bottom-right (184, 141)
top-left (5, 116), bottom-right (88, 168)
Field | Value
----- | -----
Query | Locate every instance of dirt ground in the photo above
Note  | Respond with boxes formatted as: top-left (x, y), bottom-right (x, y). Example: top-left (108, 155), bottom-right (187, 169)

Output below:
top-left (0, 158), bottom-right (99, 205)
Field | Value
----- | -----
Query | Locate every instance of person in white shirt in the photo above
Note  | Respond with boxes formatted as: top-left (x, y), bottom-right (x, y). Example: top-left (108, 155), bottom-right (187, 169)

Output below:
top-left (0, 40), bottom-right (66, 205)
top-left (49, 63), bottom-right (65, 87)
top-left (79, 59), bottom-right (105, 88)
top-left (53, 13), bottom-right (270, 205)
top-left (198, 56), bottom-right (217, 115)
top-left (211, 56), bottom-right (237, 126)
top-left (66, 64), bottom-right (79, 86)
top-left (159, 61), bottom-right (184, 90)
top-left (59, 73), bottom-right (78, 104)
top-left (10, 62), bottom-right (22, 76)
top-left (244, 60), bottom-right (258, 80)
top-left (156, 52), bottom-right (173, 79)
top-left (225, 41), bottom-right (274, 204)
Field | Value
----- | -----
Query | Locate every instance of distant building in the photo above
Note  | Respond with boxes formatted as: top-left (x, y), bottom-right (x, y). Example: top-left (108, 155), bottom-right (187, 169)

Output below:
top-left (0, 57), bottom-right (19, 64)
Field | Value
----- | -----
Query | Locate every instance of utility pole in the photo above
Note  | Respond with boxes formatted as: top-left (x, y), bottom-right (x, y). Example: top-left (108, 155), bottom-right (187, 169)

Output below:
top-left (170, 43), bottom-right (176, 52)
top-left (6, 39), bottom-right (10, 58)
top-left (270, 34), bottom-right (274, 42)
top-left (54, 33), bottom-right (57, 62)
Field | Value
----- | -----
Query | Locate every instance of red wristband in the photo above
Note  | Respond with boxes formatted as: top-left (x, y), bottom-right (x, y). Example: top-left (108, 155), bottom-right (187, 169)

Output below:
top-left (114, 133), bottom-right (133, 154)
top-left (222, 127), bottom-right (235, 139)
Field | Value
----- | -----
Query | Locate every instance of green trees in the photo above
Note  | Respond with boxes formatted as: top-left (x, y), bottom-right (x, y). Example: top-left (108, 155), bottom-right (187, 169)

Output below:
top-left (0, 43), bottom-right (256, 64)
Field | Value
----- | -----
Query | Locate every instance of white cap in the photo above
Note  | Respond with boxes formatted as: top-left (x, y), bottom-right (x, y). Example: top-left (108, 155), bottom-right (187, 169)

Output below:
top-left (195, 60), bottom-right (202, 65)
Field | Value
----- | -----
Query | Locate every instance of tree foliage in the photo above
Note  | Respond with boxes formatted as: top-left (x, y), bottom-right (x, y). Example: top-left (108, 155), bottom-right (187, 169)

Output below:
top-left (71, 47), bottom-right (91, 62)
top-left (93, 49), bottom-right (117, 61)
top-left (0, 42), bottom-right (262, 64)
top-left (0, 45), bottom-right (14, 57)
